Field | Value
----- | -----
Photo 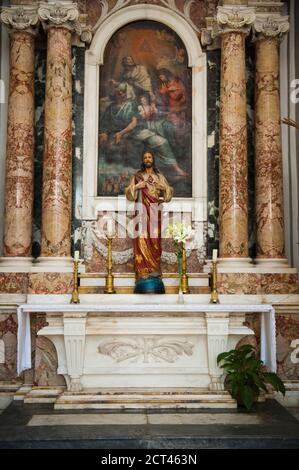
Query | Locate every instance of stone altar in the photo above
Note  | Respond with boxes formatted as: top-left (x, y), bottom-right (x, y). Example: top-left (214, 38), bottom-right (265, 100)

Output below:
top-left (16, 295), bottom-right (276, 409)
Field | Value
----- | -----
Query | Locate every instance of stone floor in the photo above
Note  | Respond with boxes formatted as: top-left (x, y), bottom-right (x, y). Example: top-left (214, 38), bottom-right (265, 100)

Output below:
top-left (287, 408), bottom-right (299, 420)
top-left (0, 400), bottom-right (298, 449)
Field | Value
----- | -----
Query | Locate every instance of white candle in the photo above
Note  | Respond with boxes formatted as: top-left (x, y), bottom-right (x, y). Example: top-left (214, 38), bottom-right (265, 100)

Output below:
top-left (107, 218), bottom-right (115, 237)
top-left (212, 249), bottom-right (218, 262)
top-left (74, 250), bottom-right (80, 261)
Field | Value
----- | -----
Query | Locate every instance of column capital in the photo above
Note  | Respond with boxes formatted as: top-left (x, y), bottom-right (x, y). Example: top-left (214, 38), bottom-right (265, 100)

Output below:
top-left (214, 5), bottom-right (256, 36)
top-left (38, 2), bottom-right (92, 43)
top-left (253, 13), bottom-right (289, 40)
top-left (0, 5), bottom-right (39, 35)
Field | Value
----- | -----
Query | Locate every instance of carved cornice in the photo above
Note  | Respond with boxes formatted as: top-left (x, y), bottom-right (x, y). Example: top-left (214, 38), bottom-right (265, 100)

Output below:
top-left (214, 6), bottom-right (256, 36)
top-left (248, 2), bottom-right (284, 15)
top-left (253, 14), bottom-right (289, 39)
top-left (0, 5), bottom-right (39, 35)
top-left (38, 2), bottom-right (91, 43)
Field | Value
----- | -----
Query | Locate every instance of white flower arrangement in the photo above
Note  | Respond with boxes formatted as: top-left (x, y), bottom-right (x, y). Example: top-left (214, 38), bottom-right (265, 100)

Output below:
top-left (167, 222), bottom-right (193, 247)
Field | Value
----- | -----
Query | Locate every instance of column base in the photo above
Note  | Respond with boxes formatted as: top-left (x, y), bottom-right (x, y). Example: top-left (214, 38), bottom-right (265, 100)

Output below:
top-left (31, 256), bottom-right (74, 272)
top-left (0, 256), bottom-right (34, 272)
top-left (254, 258), bottom-right (291, 268)
top-left (216, 257), bottom-right (253, 269)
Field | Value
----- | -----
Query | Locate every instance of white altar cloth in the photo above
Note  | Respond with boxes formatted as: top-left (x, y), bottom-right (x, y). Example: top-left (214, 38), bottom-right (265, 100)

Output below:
top-left (17, 302), bottom-right (277, 375)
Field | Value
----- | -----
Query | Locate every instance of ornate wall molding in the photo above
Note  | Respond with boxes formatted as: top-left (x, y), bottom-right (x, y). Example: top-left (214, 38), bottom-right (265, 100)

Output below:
top-left (98, 337), bottom-right (194, 363)
top-left (92, 0), bottom-right (201, 34)
top-left (248, 1), bottom-right (285, 15)
top-left (0, 5), bottom-right (39, 34)
top-left (253, 14), bottom-right (289, 39)
top-left (215, 6), bottom-right (256, 36)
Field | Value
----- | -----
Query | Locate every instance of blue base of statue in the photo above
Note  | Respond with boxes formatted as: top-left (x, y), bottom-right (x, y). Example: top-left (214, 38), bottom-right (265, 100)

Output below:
top-left (134, 276), bottom-right (165, 294)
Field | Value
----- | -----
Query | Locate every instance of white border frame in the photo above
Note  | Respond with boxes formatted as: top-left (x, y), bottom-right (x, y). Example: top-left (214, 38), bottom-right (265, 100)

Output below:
top-left (82, 4), bottom-right (207, 222)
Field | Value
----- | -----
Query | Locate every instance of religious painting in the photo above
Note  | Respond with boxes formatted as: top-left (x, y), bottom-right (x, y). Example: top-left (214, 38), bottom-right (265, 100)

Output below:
top-left (98, 21), bottom-right (192, 198)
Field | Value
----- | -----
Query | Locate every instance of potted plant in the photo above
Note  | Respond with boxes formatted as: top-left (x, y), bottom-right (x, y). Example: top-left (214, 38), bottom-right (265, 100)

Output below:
top-left (217, 344), bottom-right (286, 411)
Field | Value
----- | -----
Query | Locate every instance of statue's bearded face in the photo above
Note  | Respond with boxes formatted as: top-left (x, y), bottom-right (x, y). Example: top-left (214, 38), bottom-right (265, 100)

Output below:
top-left (143, 152), bottom-right (154, 168)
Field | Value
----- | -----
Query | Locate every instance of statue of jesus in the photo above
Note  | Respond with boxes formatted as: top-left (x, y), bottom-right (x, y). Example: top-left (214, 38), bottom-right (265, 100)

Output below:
top-left (125, 151), bottom-right (173, 293)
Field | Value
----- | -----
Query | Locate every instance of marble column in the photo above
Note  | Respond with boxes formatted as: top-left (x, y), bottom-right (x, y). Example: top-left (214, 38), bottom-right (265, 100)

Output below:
top-left (0, 7), bottom-right (39, 265)
top-left (253, 15), bottom-right (289, 265)
top-left (38, 2), bottom-right (81, 265)
top-left (41, 26), bottom-right (72, 259)
top-left (216, 6), bottom-right (255, 265)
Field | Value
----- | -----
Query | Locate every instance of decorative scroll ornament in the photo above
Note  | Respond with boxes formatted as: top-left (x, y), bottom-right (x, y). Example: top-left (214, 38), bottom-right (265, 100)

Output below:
top-left (0, 6), bottom-right (39, 33)
top-left (38, 1), bottom-right (91, 42)
top-left (94, 0), bottom-right (200, 33)
top-left (215, 6), bottom-right (256, 36)
top-left (81, 219), bottom-right (207, 265)
top-left (253, 14), bottom-right (289, 39)
top-left (38, 2), bottom-right (79, 25)
top-left (98, 337), bottom-right (194, 363)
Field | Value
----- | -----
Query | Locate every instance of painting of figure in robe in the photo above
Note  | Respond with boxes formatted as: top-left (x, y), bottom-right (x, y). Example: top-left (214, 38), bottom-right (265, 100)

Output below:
top-left (98, 21), bottom-right (192, 197)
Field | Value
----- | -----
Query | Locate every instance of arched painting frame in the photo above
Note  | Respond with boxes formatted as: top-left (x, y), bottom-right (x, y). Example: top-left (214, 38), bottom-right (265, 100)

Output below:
top-left (98, 20), bottom-right (192, 198)
top-left (83, 4), bottom-right (207, 226)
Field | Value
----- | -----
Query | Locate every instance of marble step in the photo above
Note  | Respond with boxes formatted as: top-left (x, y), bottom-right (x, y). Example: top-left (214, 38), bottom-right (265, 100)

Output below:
top-left (54, 389), bottom-right (236, 409)
top-left (22, 387), bottom-right (66, 404)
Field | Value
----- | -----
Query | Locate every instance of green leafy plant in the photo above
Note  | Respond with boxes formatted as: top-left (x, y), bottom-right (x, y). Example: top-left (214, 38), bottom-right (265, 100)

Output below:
top-left (217, 344), bottom-right (286, 411)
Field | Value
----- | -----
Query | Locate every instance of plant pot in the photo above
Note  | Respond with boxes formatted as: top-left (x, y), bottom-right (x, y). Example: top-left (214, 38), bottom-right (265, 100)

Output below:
top-left (236, 390), bottom-right (259, 410)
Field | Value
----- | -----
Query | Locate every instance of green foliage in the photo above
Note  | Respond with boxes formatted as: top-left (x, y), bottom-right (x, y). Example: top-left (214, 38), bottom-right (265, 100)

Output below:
top-left (217, 345), bottom-right (286, 411)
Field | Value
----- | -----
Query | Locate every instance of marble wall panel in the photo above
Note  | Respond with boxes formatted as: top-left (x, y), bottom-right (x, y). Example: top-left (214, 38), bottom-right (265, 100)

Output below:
top-left (33, 314), bottom-right (66, 387)
top-left (0, 313), bottom-right (18, 381)
top-left (276, 313), bottom-right (299, 381)
top-left (217, 273), bottom-right (299, 295)
top-left (28, 272), bottom-right (73, 294)
top-left (0, 273), bottom-right (29, 293)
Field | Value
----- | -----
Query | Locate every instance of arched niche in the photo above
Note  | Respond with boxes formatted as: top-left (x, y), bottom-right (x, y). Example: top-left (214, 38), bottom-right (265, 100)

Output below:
top-left (83, 4), bottom-right (207, 226)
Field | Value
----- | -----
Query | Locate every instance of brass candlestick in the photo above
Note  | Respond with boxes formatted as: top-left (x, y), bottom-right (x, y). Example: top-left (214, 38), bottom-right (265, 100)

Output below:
top-left (181, 245), bottom-right (190, 294)
top-left (104, 235), bottom-right (116, 294)
top-left (210, 260), bottom-right (220, 304)
top-left (70, 258), bottom-right (80, 304)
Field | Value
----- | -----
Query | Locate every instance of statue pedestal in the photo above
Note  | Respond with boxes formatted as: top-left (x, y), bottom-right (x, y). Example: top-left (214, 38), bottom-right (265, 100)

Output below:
top-left (16, 295), bottom-right (276, 409)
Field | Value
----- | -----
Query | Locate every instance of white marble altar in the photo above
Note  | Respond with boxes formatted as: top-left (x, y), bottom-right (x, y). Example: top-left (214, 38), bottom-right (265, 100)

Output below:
top-left (16, 295), bottom-right (276, 408)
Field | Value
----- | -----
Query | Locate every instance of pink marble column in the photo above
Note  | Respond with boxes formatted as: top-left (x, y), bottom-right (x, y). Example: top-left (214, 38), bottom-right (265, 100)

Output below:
top-left (41, 27), bottom-right (72, 257)
top-left (3, 31), bottom-right (35, 257)
top-left (219, 31), bottom-right (249, 261)
top-left (254, 36), bottom-right (285, 261)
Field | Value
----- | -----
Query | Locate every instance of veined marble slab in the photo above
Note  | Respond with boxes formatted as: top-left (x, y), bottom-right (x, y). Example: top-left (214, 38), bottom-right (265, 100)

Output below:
top-left (27, 412), bottom-right (262, 426)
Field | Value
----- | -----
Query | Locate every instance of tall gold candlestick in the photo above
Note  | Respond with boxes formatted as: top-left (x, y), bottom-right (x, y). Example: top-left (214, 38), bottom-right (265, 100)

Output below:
top-left (210, 260), bottom-right (220, 304)
top-left (70, 258), bottom-right (80, 304)
top-left (105, 235), bottom-right (116, 294)
top-left (181, 245), bottom-right (190, 294)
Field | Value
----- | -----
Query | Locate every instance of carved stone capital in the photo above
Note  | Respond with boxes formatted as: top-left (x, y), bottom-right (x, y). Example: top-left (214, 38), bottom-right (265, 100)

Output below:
top-left (215, 6), bottom-right (256, 36)
top-left (253, 14), bottom-right (289, 40)
top-left (203, 16), bottom-right (223, 50)
top-left (38, 2), bottom-right (91, 42)
top-left (0, 5), bottom-right (39, 35)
